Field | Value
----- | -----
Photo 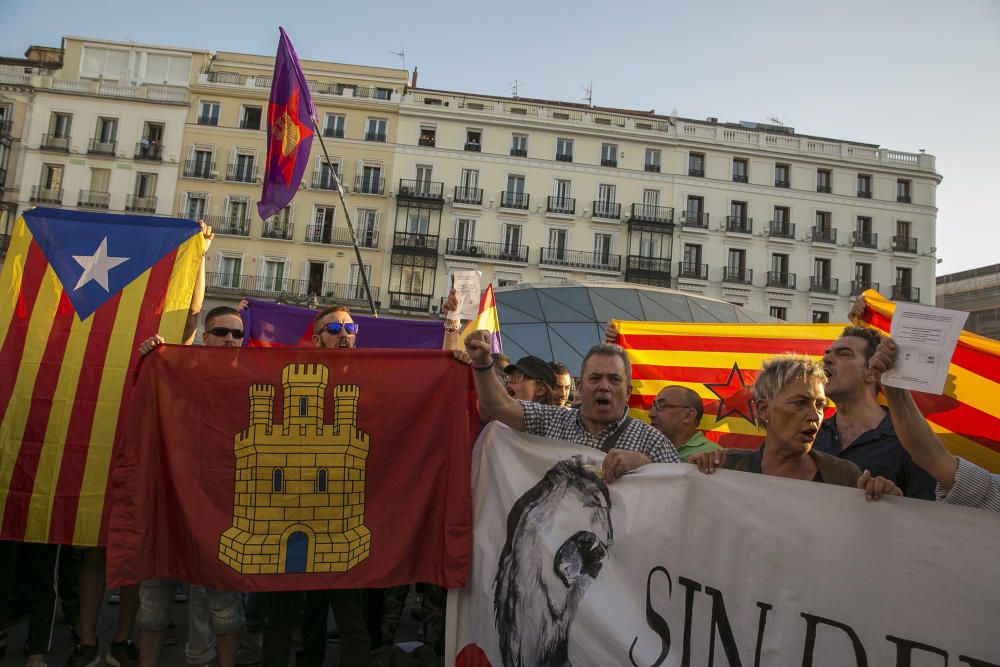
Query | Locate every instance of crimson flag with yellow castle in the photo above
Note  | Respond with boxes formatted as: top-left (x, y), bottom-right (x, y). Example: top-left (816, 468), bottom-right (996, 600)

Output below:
top-left (106, 346), bottom-right (479, 590)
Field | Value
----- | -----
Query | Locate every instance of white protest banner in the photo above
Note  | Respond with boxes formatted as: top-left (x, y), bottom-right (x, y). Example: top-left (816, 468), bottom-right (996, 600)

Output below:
top-left (446, 423), bottom-right (1000, 666)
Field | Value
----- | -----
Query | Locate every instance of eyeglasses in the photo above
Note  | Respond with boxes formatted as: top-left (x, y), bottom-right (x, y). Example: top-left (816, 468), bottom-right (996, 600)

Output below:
top-left (652, 399), bottom-right (693, 411)
top-left (323, 322), bottom-right (359, 335)
top-left (206, 327), bottom-right (244, 339)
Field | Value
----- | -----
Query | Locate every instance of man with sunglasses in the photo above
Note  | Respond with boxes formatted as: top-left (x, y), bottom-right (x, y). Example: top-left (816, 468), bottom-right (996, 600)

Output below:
top-left (311, 305), bottom-right (359, 349)
top-left (648, 386), bottom-right (720, 462)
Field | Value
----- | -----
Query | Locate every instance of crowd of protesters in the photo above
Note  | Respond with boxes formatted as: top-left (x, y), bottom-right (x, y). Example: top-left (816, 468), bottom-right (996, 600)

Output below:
top-left (0, 225), bottom-right (996, 667)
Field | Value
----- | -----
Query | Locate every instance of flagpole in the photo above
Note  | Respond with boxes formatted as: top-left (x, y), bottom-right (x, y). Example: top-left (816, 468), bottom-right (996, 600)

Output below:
top-left (310, 117), bottom-right (379, 318)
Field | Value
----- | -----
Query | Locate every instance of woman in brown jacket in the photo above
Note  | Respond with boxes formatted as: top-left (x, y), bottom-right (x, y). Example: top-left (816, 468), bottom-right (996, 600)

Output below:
top-left (690, 355), bottom-right (900, 498)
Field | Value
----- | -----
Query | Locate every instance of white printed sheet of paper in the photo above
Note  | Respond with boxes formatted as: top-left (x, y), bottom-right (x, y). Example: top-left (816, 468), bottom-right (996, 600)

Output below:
top-left (452, 270), bottom-right (482, 321)
top-left (881, 302), bottom-right (968, 394)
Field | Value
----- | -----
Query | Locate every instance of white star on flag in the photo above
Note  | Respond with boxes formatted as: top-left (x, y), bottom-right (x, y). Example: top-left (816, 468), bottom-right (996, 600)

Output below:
top-left (72, 237), bottom-right (129, 291)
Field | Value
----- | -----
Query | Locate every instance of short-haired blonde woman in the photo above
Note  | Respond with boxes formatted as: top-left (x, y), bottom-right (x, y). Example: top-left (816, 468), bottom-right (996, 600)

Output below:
top-left (691, 356), bottom-right (901, 499)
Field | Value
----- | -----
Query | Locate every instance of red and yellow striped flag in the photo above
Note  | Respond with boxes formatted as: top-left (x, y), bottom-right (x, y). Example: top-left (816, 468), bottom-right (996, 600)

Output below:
top-left (0, 208), bottom-right (205, 546)
top-left (614, 292), bottom-right (1000, 472)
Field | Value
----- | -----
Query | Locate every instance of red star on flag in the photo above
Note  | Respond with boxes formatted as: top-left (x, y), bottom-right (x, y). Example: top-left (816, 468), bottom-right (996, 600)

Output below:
top-left (705, 362), bottom-right (756, 424)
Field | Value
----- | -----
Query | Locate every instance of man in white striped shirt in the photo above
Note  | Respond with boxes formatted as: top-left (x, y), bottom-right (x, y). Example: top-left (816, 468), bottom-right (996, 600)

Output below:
top-left (869, 338), bottom-right (999, 512)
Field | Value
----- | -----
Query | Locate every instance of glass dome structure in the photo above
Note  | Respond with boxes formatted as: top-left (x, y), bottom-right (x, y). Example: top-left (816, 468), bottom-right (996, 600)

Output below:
top-left (494, 281), bottom-right (779, 373)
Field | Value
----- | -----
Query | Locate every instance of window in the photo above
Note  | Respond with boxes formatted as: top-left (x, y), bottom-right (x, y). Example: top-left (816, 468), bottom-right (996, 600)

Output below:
top-left (511, 134), bottom-right (527, 157)
top-left (41, 163), bottom-right (64, 189)
top-left (261, 257), bottom-right (287, 291)
top-left (134, 172), bottom-right (157, 197)
top-left (813, 258), bottom-right (832, 293)
top-left (198, 102), bottom-right (220, 126)
top-left (465, 130), bottom-right (482, 151)
top-left (459, 168), bottom-right (479, 191)
top-left (497, 278), bottom-right (518, 287)
top-left (814, 211), bottom-right (833, 242)
top-left (638, 234), bottom-right (659, 258)
top-left (373, 87), bottom-right (392, 100)
top-left (414, 164), bottom-right (433, 194)
top-left (857, 173), bottom-right (872, 198)
top-left (240, 106), bottom-right (262, 130)
top-left (688, 152), bottom-right (705, 177)
top-left (336, 83), bottom-right (357, 96)
top-left (732, 158), bottom-right (748, 182)
top-left (895, 220), bottom-right (914, 252)
top-left (406, 207), bottom-right (431, 235)
top-left (455, 218), bottom-right (476, 248)
top-left (594, 234), bottom-right (614, 265)
top-left (139, 52), bottom-right (192, 85)
top-left (644, 148), bottom-right (661, 172)
top-left (771, 253), bottom-right (789, 274)
top-left (359, 164), bottom-right (382, 193)
top-left (349, 264), bottom-right (373, 300)
top-left (231, 152), bottom-right (256, 182)
top-left (90, 168), bottom-right (110, 193)
top-left (812, 311), bottom-right (830, 324)
top-left (854, 262), bottom-right (873, 294)
top-left (769, 306), bottom-right (787, 320)
top-left (309, 206), bottom-right (336, 244)
top-left (272, 468), bottom-right (283, 493)
top-left (317, 469), bottom-right (328, 492)
top-left (184, 193), bottom-right (207, 219)
top-left (504, 174), bottom-right (526, 208)
top-left (324, 114), bottom-right (346, 138)
top-left (682, 244), bottom-right (703, 276)
top-left (897, 179), bottom-right (911, 203)
top-left (684, 196), bottom-right (704, 226)
top-left (595, 184), bottom-right (616, 218)
top-left (217, 254), bottom-right (242, 288)
top-left (556, 138), bottom-right (573, 161)
top-left (774, 163), bottom-right (790, 187)
top-left (189, 149), bottom-right (213, 178)
top-left (225, 198), bottom-right (249, 229)
top-left (895, 267), bottom-right (912, 289)
top-left (365, 118), bottom-right (387, 141)
top-left (418, 126), bottom-right (436, 146)
top-left (729, 201), bottom-right (748, 231)
top-left (726, 249), bottom-right (747, 281)
top-left (817, 169), bottom-right (832, 193)
top-left (772, 206), bottom-right (791, 236)
top-left (80, 46), bottom-right (130, 80)
top-left (502, 224), bottom-right (522, 254)
top-left (95, 117), bottom-right (118, 144)
top-left (896, 220), bottom-right (911, 238)
top-left (856, 216), bottom-right (873, 242)
top-left (553, 178), bottom-right (572, 203)
top-left (548, 228), bottom-right (568, 260)
top-left (601, 143), bottom-right (617, 167)
top-left (356, 209), bottom-right (379, 247)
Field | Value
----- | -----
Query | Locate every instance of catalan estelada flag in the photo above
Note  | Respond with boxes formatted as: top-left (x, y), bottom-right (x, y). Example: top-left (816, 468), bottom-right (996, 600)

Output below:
top-left (258, 27), bottom-right (315, 220)
top-left (0, 208), bottom-right (205, 545)
top-left (460, 284), bottom-right (502, 353)
top-left (614, 295), bottom-right (1000, 472)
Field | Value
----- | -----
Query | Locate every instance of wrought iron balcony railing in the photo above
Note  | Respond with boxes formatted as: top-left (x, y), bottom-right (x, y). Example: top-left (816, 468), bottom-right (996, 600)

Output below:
top-left (125, 194), bottom-right (157, 213)
top-left (592, 201), bottom-right (621, 220)
top-left (88, 138), bottom-right (117, 156)
top-left (355, 175), bottom-right (385, 195)
top-left (454, 186), bottom-right (483, 205)
top-left (226, 163), bottom-right (258, 183)
top-left (680, 211), bottom-right (709, 228)
top-left (850, 280), bottom-right (879, 296)
top-left (768, 221), bottom-right (795, 239)
top-left (78, 190), bottom-right (110, 209)
top-left (892, 235), bottom-right (917, 253)
top-left (41, 133), bottom-right (70, 152)
top-left (722, 267), bottom-right (753, 284)
top-left (725, 216), bottom-right (753, 234)
top-left (204, 214), bottom-right (250, 236)
top-left (891, 284), bottom-right (920, 302)
top-left (766, 271), bottom-right (796, 289)
top-left (852, 231), bottom-right (878, 249)
top-left (398, 179), bottom-right (444, 199)
top-left (183, 160), bottom-right (215, 179)
top-left (261, 220), bottom-right (294, 241)
top-left (134, 142), bottom-right (163, 161)
top-left (540, 247), bottom-right (621, 271)
top-left (546, 196), bottom-right (576, 215)
top-left (629, 203), bottom-right (673, 225)
top-left (811, 226), bottom-right (837, 243)
top-left (677, 262), bottom-right (709, 280)
top-left (445, 238), bottom-right (529, 263)
top-left (30, 185), bottom-right (63, 204)
top-left (810, 276), bottom-right (839, 294)
top-left (500, 191), bottom-right (529, 210)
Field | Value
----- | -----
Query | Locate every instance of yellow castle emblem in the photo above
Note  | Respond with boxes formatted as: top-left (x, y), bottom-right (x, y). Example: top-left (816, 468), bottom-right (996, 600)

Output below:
top-left (218, 363), bottom-right (371, 574)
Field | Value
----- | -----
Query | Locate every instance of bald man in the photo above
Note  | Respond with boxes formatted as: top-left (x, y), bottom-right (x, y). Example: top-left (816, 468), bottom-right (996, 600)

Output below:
top-left (648, 386), bottom-right (720, 462)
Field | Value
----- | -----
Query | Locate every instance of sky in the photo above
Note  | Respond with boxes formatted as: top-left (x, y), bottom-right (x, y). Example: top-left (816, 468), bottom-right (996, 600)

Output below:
top-left (3, 0), bottom-right (998, 276)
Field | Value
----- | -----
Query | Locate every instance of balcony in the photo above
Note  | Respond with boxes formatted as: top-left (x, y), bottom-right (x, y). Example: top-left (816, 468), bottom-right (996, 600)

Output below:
top-left (601, 158), bottom-right (617, 167)
top-left (644, 164), bottom-right (661, 173)
top-left (775, 179), bottom-right (790, 188)
top-left (852, 231), bottom-right (878, 249)
top-left (78, 190), bottom-right (110, 209)
top-left (305, 225), bottom-right (378, 247)
top-left (183, 160), bottom-right (215, 179)
top-left (725, 216), bottom-right (753, 234)
top-left (680, 211), bottom-right (709, 229)
top-left (261, 220), bottom-right (294, 241)
top-left (629, 203), bottom-right (674, 225)
top-left (125, 194), bottom-right (157, 213)
top-left (892, 235), bottom-right (917, 253)
top-left (418, 135), bottom-right (435, 147)
top-left (768, 220), bottom-right (796, 239)
top-left (810, 276), bottom-right (839, 294)
top-left (766, 271), bottom-right (796, 289)
top-left (811, 226), bottom-right (837, 243)
top-left (324, 127), bottom-right (345, 139)
top-left (625, 256), bottom-right (672, 285)
top-left (389, 291), bottom-right (432, 312)
top-left (226, 163), bottom-right (258, 183)
top-left (688, 167), bottom-right (704, 177)
top-left (205, 272), bottom-right (379, 307)
top-left (354, 175), bottom-right (385, 195)
top-left (88, 138), bottom-right (117, 157)
top-left (239, 118), bottom-right (262, 131)
top-left (592, 201), bottom-right (621, 220)
top-left (500, 191), bottom-right (529, 210)
top-left (312, 170), bottom-right (339, 190)
top-left (677, 262), bottom-right (709, 280)
top-left (464, 141), bottom-right (482, 152)
top-left (398, 179), bottom-right (444, 201)
top-left (205, 214), bottom-right (250, 237)
top-left (196, 115), bottom-right (219, 126)
top-left (454, 186), bottom-right (483, 205)
top-left (857, 189), bottom-right (872, 199)
top-left (365, 131), bottom-right (387, 142)
top-left (897, 194), bottom-right (911, 204)
top-left (733, 174), bottom-right (748, 183)
top-left (134, 142), bottom-right (163, 161)
top-left (30, 186), bottom-right (63, 204)
top-left (817, 184), bottom-right (832, 194)
top-left (850, 280), bottom-right (879, 296)
top-left (445, 238), bottom-right (529, 263)
top-left (510, 147), bottom-right (527, 157)
top-left (546, 196), bottom-right (576, 215)
top-left (722, 267), bottom-right (753, 285)
top-left (41, 133), bottom-right (70, 152)
top-left (393, 231), bottom-right (439, 254)
top-left (892, 284), bottom-right (920, 302)
top-left (555, 153), bottom-right (573, 162)
top-left (540, 247), bottom-right (621, 272)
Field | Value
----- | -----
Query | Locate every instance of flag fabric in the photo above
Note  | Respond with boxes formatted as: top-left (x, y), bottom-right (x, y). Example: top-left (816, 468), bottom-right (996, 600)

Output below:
top-left (446, 423), bottom-right (1000, 666)
top-left (257, 27), bottom-right (316, 220)
top-left (0, 208), bottom-right (205, 546)
top-left (613, 294), bottom-right (1000, 472)
top-left (460, 284), bottom-right (502, 354)
top-left (241, 298), bottom-right (445, 349)
top-left (107, 347), bottom-right (478, 591)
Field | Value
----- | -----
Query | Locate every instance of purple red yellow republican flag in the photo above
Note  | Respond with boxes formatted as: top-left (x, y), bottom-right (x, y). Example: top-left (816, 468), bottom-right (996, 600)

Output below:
top-left (258, 27), bottom-right (316, 220)
top-left (0, 208), bottom-right (205, 546)
top-left (614, 289), bottom-right (1000, 472)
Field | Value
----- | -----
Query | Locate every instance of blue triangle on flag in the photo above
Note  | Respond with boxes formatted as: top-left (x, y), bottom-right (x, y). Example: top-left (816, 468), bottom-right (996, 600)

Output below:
top-left (23, 208), bottom-right (200, 320)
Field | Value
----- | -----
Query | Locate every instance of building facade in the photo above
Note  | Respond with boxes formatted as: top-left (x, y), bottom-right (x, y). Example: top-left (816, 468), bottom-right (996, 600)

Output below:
top-left (1, 36), bottom-right (942, 324)
top-left (937, 264), bottom-right (1000, 341)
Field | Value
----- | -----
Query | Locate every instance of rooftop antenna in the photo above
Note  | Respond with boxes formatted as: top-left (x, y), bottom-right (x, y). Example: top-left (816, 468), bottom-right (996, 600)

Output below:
top-left (506, 79), bottom-right (521, 97)
top-left (767, 116), bottom-right (785, 127)
top-left (582, 81), bottom-right (593, 107)
top-left (388, 45), bottom-right (406, 71)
